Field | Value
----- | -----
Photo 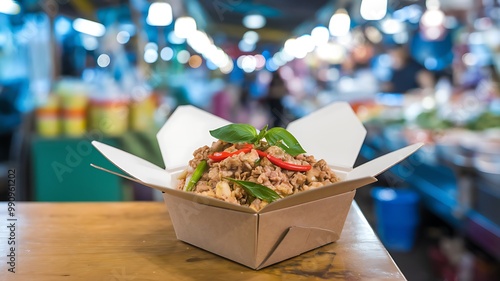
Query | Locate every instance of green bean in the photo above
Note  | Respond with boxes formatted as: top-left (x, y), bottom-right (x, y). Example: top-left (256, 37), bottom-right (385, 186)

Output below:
top-left (185, 160), bottom-right (208, 192)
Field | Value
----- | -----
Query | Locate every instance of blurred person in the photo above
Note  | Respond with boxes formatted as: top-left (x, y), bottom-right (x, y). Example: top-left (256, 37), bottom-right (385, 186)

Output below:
top-left (475, 64), bottom-right (500, 100)
top-left (382, 45), bottom-right (435, 93)
top-left (236, 85), bottom-right (269, 129)
top-left (338, 54), bottom-right (379, 99)
top-left (212, 83), bottom-right (240, 122)
top-left (265, 71), bottom-right (288, 127)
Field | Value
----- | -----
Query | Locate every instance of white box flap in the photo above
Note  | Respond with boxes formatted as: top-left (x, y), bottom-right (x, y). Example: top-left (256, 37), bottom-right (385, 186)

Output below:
top-left (156, 105), bottom-right (231, 172)
top-left (286, 102), bottom-right (366, 169)
top-left (346, 143), bottom-right (424, 180)
top-left (92, 141), bottom-right (171, 188)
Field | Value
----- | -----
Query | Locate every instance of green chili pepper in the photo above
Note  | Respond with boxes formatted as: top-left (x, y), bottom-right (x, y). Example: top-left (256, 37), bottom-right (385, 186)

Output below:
top-left (185, 160), bottom-right (208, 192)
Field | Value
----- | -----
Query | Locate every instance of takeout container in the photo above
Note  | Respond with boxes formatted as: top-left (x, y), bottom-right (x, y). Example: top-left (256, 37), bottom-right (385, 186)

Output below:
top-left (91, 102), bottom-right (422, 269)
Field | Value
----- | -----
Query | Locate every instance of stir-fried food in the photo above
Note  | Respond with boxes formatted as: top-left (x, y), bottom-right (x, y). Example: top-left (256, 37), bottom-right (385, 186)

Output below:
top-left (176, 124), bottom-right (340, 211)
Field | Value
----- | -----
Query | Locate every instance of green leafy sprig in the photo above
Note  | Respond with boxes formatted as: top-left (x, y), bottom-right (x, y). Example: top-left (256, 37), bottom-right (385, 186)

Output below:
top-left (225, 178), bottom-right (281, 203)
top-left (209, 124), bottom-right (306, 156)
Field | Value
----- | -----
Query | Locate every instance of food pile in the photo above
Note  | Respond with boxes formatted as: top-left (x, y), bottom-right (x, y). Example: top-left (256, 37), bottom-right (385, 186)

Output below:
top-left (176, 124), bottom-right (340, 211)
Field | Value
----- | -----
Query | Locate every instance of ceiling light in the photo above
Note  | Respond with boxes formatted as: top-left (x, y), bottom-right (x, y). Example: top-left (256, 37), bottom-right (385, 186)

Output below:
top-left (315, 42), bottom-right (346, 64)
top-left (160, 47), bottom-right (174, 61)
top-left (241, 55), bottom-right (257, 73)
top-left (207, 48), bottom-right (228, 67)
top-left (202, 45), bottom-right (218, 59)
top-left (144, 49), bottom-right (158, 64)
top-left (116, 31), bottom-right (130, 44)
top-left (283, 38), bottom-right (308, 59)
top-left (168, 31), bottom-right (186, 44)
top-left (421, 9), bottom-right (445, 27)
top-left (0, 0), bottom-right (20, 15)
top-left (220, 60), bottom-right (234, 74)
top-left (329, 9), bottom-right (350, 37)
top-left (420, 0), bottom-right (446, 41)
top-left (237, 56), bottom-right (245, 69)
top-left (425, 0), bottom-right (440, 10)
top-left (146, 2), bottom-right (173, 26)
top-left (174, 17), bottom-right (197, 39)
top-left (97, 54), bottom-right (111, 67)
top-left (81, 35), bottom-right (98, 51)
top-left (297, 34), bottom-right (315, 53)
top-left (187, 30), bottom-right (212, 54)
top-left (283, 38), bottom-right (298, 58)
top-left (238, 40), bottom-right (255, 52)
top-left (380, 18), bottom-right (404, 34)
top-left (311, 26), bottom-right (330, 46)
top-left (243, 31), bottom-right (259, 44)
top-left (144, 42), bottom-right (158, 51)
top-left (73, 18), bottom-right (106, 37)
top-left (360, 0), bottom-right (387, 21)
top-left (177, 50), bottom-right (190, 64)
top-left (243, 14), bottom-right (266, 29)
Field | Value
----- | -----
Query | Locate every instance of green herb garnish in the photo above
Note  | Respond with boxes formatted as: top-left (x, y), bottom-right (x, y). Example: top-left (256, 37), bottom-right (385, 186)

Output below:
top-left (264, 127), bottom-right (306, 156)
top-left (209, 124), bottom-right (306, 156)
top-left (209, 124), bottom-right (258, 144)
top-left (225, 178), bottom-right (281, 203)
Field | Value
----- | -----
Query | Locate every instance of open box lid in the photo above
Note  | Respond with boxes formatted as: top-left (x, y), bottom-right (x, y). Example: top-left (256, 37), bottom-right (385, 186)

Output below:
top-left (156, 105), bottom-right (231, 172)
top-left (286, 102), bottom-right (366, 170)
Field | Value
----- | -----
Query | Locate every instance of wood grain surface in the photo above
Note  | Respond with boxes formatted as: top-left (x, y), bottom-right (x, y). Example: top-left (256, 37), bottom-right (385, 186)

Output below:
top-left (0, 202), bottom-right (405, 280)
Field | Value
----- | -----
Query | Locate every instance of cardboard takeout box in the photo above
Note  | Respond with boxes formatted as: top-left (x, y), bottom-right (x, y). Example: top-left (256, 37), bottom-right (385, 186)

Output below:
top-left (91, 102), bottom-right (422, 269)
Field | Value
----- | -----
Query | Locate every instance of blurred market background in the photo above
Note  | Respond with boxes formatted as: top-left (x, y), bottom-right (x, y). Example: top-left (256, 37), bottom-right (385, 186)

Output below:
top-left (0, 0), bottom-right (499, 279)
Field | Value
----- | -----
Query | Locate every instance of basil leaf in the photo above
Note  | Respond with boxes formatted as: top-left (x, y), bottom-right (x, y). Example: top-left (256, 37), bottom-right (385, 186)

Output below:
top-left (209, 124), bottom-right (258, 143)
top-left (264, 127), bottom-right (307, 156)
top-left (225, 178), bottom-right (281, 203)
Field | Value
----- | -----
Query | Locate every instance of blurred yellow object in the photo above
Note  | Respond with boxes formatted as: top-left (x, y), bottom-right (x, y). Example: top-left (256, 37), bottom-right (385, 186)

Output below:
top-left (89, 99), bottom-right (129, 136)
top-left (36, 94), bottom-right (61, 137)
top-left (36, 110), bottom-right (61, 137)
top-left (60, 92), bottom-right (88, 110)
top-left (130, 94), bottom-right (156, 132)
top-left (54, 78), bottom-right (90, 136)
top-left (60, 93), bottom-right (88, 137)
top-left (62, 109), bottom-right (87, 137)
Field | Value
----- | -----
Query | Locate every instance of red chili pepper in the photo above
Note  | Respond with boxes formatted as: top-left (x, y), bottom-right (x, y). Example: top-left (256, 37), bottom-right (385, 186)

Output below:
top-left (208, 144), bottom-right (253, 162)
top-left (256, 150), bottom-right (311, 171)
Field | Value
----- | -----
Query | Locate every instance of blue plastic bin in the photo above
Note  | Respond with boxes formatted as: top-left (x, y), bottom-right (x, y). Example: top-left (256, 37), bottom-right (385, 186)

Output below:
top-left (371, 187), bottom-right (420, 251)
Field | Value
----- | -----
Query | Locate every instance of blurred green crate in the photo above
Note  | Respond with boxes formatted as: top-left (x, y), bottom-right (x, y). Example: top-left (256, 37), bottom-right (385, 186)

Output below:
top-left (32, 136), bottom-right (123, 201)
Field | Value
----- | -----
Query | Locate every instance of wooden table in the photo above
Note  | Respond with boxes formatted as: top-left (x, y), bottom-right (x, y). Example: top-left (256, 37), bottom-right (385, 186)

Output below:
top-left (0, 202), bottom-right (405, 280)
